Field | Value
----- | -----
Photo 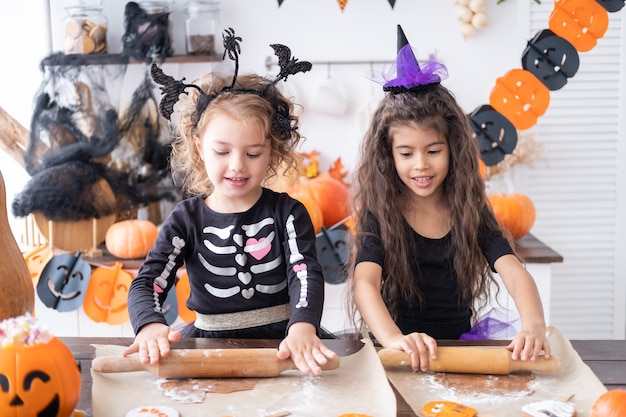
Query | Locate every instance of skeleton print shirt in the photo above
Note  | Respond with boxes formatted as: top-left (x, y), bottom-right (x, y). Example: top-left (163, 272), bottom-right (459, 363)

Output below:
top-left (128, 188), bottom-right (324, 335)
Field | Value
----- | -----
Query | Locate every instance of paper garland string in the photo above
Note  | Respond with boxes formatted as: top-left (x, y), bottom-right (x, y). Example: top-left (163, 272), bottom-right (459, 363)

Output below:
top-left (277, 0), bottom-right (397, 8)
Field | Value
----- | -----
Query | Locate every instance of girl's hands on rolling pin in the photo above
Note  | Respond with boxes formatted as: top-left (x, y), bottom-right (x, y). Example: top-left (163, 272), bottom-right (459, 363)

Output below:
top-left (387, 332), bottom-right (438, 372)
top-left (122, 322), bottom-right (181, 365)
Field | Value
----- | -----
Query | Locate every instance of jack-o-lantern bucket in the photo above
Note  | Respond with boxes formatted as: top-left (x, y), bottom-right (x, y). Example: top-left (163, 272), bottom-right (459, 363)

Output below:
top-left (0, 314), bottom-right (81, 417)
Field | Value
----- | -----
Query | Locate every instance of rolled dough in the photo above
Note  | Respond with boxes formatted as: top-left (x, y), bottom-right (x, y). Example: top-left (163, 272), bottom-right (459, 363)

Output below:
top-left (158, 378), bottom-right (260, 403)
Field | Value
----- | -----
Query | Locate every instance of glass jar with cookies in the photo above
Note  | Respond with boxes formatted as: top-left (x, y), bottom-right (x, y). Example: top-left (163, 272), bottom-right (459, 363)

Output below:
top-left (184, 1), bottom-right (221, 56)
top-left (63, 5), bottom-right (108, 55)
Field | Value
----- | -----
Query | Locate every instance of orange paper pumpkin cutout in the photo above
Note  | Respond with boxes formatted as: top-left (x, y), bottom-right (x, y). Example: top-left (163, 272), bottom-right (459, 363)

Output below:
top-left (422, 401), bottom-right (477, 417)
top-left (490, 69), bottom-right (550, 130)
top-left (338, 0), bottom-right (348, 11)
top-left (0, 336), bottom-right (81, 417)
top-left (83, 262), bottom-right (133, 325)
top-left (176, 272), bottom-right (196, 323)
top-left (549, 0), bottom-right (609, 52)
top-left (23, 246), bottom-right (54, 286)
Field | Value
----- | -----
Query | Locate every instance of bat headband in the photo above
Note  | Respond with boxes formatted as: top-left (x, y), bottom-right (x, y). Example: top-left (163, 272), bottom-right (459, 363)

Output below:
top-left (151, 27), bottom-right (312, 140)
top-left (373, 25), bottom-right (448, 94)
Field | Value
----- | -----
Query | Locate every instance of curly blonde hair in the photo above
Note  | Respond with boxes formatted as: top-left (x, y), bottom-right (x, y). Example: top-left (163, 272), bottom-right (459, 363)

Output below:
top-left (169, 72), bottom-right (303, 198)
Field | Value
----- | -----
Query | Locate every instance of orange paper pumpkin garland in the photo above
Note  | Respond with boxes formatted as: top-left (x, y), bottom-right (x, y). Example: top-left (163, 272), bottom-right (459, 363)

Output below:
top-left (549, 0), bottom-right (609, 52)
top-left (489, 69), bottom-right (551, 131)
top-left (472, 0), bottom-right (622, 167)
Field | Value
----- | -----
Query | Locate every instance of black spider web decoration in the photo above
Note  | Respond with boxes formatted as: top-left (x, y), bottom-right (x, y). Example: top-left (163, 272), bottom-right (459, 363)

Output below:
top-left (12, 52), bottom-right (180, 222)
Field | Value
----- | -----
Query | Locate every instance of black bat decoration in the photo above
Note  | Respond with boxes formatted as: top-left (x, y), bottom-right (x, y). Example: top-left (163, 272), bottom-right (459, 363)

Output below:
top-left (270, 44), bottom-right (312, 82)
top-left (151, 63), bottom-right (202, 120)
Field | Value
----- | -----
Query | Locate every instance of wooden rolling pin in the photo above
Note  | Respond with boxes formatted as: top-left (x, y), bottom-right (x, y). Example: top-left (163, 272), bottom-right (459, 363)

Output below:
top-left (91, 348), bottom-right (340, 378)
top-left (378, 346), bottom-right (559, 375)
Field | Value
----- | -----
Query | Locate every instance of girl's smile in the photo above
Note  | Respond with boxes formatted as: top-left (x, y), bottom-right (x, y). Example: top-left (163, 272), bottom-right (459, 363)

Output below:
top-left (390, 123), bottom-right (449, 201)
top-left (196, 113), bottom-right (271, 212)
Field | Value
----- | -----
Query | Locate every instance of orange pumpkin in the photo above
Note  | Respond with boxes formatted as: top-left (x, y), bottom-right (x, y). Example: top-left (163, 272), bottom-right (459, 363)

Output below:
top-left (487, 193), bottom-right (536, 240)
top-left (105, 219), bottom-right (159, 259)
top-left (0, 333), bottom-right (80, 417)
top-left (590, 389), bottom-right (626, 417)
top-left (478, 159), bottom-right (487, 179)
top-left (289, 174), bottom-right (351, 228)
top-left (263, 158), bottom-right (303, 193)
top-left (288, 192), bottom-right (324, 234)
top-left (175, 272), bottom-right (196, 323)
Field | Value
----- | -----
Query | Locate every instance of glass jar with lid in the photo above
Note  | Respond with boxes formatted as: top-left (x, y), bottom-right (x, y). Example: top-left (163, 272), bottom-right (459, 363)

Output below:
top-left (63, 5), bottom-right (107, 55)
top-left (136, 1), bottom-right (173, 58)
top-left (184, 1), bottom-right (221, 56)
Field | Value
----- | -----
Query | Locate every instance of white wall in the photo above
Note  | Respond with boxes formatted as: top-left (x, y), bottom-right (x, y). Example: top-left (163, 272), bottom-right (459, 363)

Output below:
top-left (1, 0), bottom-right (524, 240)
top-left (4, 1), bottom-right (623, 338)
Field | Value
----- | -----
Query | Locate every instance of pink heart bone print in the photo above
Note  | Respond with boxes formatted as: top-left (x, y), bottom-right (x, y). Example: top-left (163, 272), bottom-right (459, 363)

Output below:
top-left (246, 237), bottom-right (271, 260)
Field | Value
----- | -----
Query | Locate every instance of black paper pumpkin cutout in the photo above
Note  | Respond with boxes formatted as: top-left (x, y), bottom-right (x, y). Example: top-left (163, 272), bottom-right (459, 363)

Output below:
top-left (595, 0), bottom-right (625, 12)
top-left (522, 29), bottom-right (580, 91)
top-left (315, 224), bottom-right (350, 284)
top-left (36, 252), bottom-right (91, 312)
top-left (470, 104), bottom-right (518, 166)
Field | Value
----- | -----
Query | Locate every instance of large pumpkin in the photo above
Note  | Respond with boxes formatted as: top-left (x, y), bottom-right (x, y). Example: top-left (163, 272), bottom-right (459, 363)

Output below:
top-left (590, 389), bottom-right (626, 417)
top-left (288, 174), bottom-right (351, 228)
top-left (0, 317), bottom-right (80, 417)
top-left (288, 192), bottom-right (324, 234)
top-left (105, 219), bottom-right (159, 259)
top-left (0, 170), bottom-right (34, 321)
top-left (487, 193), bottom-right (536, 240)
top-left (264, 158), bottom-right (303, 193)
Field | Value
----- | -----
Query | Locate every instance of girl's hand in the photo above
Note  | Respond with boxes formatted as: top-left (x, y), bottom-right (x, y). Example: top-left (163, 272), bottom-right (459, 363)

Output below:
top-left (386, 332), bottom-right (438, 372)
top-left (122, 322), bottom-right (181, 365)
top-left (276, 322), bottom-right (338, 375)
top-left (506, 327), bottom-right (551, 361)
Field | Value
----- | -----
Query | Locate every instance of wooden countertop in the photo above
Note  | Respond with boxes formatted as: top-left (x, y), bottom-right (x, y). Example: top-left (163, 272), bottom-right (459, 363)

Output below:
top-left (516, 233), bottom-right (563, 264)
top-left (81, 232), bottom-right (563, 271)
top-left (63, 336), bottom-right (624, 417)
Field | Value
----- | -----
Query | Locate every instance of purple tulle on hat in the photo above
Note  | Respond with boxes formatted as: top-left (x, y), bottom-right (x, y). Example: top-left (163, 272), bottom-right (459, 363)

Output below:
top-left (460, 308), bottom-right (520, 340)
top-left (382, 46), bottom-right (448, 91)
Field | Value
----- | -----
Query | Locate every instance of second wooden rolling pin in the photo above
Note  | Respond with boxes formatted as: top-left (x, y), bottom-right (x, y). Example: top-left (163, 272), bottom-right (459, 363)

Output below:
top-left (91, 347), bottom-right (340, 378)
top-left (378, 346), bottom-right (560, 375)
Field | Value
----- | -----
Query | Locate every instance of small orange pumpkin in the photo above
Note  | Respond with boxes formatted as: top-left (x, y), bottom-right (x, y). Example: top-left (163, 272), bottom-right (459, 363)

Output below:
top-left (289, 174), bottom-right (351, 228)
top-left (590, 389), bottom-right (626, 417)
top-left (105, 219), bottom-right (159, 259)
top-left (487, 193), bottom-right (536, 240)
top-left (0, 325), bottom-right (80, 417)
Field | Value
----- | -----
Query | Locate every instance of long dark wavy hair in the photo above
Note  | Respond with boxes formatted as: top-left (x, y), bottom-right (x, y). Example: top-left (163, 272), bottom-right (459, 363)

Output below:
top-left (347, 83), bottom-right (514, 330)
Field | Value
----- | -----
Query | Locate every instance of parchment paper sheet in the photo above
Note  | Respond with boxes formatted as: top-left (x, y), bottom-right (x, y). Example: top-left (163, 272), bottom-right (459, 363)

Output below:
top-left (91, 339), bottom-right (396, 417)
top-left (385, 326), bottom-right (607, 417)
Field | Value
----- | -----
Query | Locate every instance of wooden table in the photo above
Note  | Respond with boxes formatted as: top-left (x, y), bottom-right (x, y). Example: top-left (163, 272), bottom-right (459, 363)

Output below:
top-left (62, 337), bottom-right (625, 417)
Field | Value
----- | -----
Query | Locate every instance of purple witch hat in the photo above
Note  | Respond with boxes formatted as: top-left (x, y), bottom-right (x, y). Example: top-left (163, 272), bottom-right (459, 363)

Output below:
top-left (382, 25), bottom-right (448, 93)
